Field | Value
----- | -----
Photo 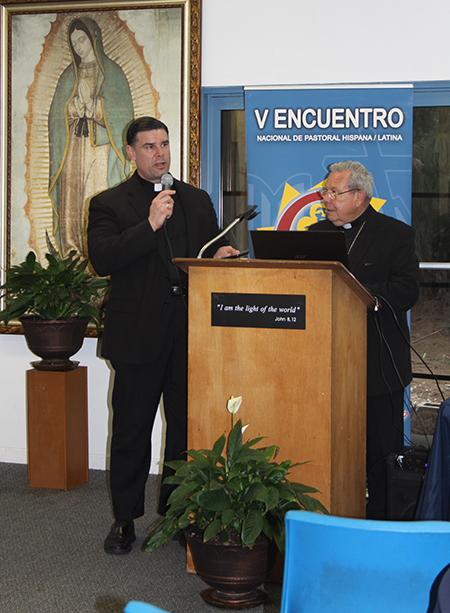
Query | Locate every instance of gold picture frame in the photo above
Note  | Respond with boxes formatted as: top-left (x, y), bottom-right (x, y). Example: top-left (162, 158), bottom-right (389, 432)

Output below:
top-left (0, 0), bottom-right (202, 335)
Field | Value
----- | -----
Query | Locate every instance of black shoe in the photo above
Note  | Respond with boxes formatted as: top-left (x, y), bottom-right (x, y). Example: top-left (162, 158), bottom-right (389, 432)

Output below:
top-left (104, 520), bottom-right (136, 555)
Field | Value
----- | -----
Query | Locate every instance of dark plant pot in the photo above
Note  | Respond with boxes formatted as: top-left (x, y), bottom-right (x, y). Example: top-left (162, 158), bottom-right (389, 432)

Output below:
top-left (186, 529), bottom-right (274, 609)
top-left (20, 316), bottom-right (89, 371)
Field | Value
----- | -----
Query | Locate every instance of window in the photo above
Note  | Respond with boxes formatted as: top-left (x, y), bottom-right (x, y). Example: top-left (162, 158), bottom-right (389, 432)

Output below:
top-left (201, 88), bottom-right (248, 251)
top-left (410, 95), bottom-right (450, 421)
top-left (220, 110), bottom-right (247, 251)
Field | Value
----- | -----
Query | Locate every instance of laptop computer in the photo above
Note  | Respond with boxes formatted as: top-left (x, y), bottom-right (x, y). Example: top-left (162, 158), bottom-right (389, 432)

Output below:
top-left (250, 230), bottom-right (349, 268)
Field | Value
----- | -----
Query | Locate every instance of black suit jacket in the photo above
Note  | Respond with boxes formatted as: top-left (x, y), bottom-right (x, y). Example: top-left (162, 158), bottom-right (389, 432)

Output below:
top-left (310, 206), bottom-right (420, 396)
top-left (88, 172), bottom-right (225, 363)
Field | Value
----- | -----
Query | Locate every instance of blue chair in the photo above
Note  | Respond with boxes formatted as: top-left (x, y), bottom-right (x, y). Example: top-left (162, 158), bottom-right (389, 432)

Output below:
top-left (124, 602), bottom-right (170, 613)
top-left (280, 511), bottom-right (450, 613)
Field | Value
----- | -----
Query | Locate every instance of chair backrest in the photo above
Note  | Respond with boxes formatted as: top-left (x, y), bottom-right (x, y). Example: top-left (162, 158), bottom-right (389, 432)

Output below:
top-left (124, 601), bottom-right (169, 613)
top-left (280, 511), bottom-right (450, 613)
top-left (415, 397), bottom-right (450, 520)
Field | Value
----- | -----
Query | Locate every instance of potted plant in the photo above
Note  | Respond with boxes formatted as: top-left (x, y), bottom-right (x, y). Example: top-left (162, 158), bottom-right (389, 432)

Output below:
top-left (0, 250), bottom-right (108, 370)
top-left (146, 396), bottom-right (328, 609)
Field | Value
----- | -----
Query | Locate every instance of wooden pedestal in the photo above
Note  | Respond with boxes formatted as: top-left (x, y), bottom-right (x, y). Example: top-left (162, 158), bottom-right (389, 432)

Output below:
top-left (26, 367), bottom-right (88, 490)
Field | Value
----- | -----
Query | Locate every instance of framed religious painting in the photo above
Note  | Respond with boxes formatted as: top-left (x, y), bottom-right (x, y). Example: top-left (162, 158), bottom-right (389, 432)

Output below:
top-left (0, 0), bottom-right (201, 334)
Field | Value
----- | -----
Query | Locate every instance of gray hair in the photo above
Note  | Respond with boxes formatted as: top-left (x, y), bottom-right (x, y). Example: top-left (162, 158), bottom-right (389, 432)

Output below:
top-left (329, 161), bottom-right (373, 202)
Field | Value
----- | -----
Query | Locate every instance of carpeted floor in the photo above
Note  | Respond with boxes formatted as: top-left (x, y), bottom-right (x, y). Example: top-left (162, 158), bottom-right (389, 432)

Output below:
top-left (0, 463), bottom-right (282, 613)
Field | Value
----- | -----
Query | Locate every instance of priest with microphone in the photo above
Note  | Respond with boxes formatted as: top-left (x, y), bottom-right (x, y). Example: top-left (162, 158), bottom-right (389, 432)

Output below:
top-left (88, 116), bottom-right (239, 555)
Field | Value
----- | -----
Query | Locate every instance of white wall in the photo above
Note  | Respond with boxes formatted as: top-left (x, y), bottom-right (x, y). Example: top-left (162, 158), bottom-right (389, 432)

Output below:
top-left (1, 0), bottom-right (449, 471)
top-left (202, 0), bottom-right (450, 87)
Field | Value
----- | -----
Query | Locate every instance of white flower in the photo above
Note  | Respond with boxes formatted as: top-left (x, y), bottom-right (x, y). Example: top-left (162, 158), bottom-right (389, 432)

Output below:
top-left (227, 395), bottom-right (242, 414)
top-left (242, 424), bottom-right (249, 434)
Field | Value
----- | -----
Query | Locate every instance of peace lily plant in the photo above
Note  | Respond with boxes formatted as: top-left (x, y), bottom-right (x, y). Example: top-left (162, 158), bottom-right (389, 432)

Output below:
top-left (146, 396), bottom-right (328, 554)
top-left (0, 251), bottom-right (108, 325)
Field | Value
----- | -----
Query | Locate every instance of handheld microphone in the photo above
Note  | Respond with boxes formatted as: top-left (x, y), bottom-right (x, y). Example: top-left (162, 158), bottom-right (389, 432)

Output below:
top-left (197, 205), bottom-right (260, 258)
top-left (161, 174), bottom-right (174, 190)
top-left (161, 174), bottom-right (174, 227)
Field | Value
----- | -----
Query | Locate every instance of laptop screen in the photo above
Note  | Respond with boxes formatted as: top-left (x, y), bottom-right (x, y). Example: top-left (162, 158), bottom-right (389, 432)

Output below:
top-left (250, 230), bottom-right (349, 268)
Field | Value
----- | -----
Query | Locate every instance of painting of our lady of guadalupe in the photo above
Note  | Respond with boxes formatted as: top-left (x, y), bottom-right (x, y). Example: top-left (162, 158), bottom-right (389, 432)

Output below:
top-left (14, 8), bottom-right (182, 265)
top-left (47, 16), bottom-right (135, 259)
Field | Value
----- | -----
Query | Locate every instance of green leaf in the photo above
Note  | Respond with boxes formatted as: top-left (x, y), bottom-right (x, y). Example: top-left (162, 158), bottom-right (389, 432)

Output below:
top-left (243, 482), bottom-right (269, 505)
top-left (235, 448), bottom-right (272, 463)
top-left (161, 475), bottom-right (184, 486)
top-left (220, 529), bottom-right (229, 544)
top-left (187, 449), bottom-right (209, 462)
top-left (227, 420), bottom-right (243, 463)
top-left (209, 479), bottom-right (225, 491)
top-left (164, 459), bottom-right (187, 472)
top-left (297, 494), bottom-right (329, 514)
top-left (241, 436), bottom-right (266, 449)
top-left (241, 510), bottom-right (264, 547)
top-left (289, 481), bottom-right (320, 495)
top-left (195, 488), bottom-right (231, 511)
top-left (221, 508), bottom-right (236, 528)
top-left (203, 519), bottom-right (222, 542)
top-left (279, 488), bottom-right (296, 502)
top-left (26, 251), bottom-right (37, 268)
top-left (266, 486), bottom-right (280, 510)
top-left (226, 477), bottom-right (244, 493)
top-left (145, 516), bottom-right (179, 552)
top-left (265, 466), bottom-right (288, 482)
top-left (145, 530), bottom-right (169, 552)
top-left (166, 481), bottom-right (200, 507)
top-left (176, 505), bottom-right (197, 528)
top-left (212, 434), bottom-right (226, 457)
top-left (272, 523), bottom-right (285, 555)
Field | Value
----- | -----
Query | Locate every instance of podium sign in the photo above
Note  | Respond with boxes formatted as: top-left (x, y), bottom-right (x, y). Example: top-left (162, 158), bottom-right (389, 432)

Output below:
top-left (211, 292), bottom-right (306, 330)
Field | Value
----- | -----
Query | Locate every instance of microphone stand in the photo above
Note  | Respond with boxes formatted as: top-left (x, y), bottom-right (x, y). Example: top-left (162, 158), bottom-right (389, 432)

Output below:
top-left (196, 206), bottom-right (259, 258)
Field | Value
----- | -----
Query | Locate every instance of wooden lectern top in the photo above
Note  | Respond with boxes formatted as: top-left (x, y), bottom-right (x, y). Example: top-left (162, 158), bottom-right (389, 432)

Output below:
top-left (173, 258), bottom-right (375, 309)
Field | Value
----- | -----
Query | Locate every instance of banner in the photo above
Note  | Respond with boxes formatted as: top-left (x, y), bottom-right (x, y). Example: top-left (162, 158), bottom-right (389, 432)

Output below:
top-left (244, 86), bottom-right (414, 438)
top-left (244, 86), bottom-right (413, 232)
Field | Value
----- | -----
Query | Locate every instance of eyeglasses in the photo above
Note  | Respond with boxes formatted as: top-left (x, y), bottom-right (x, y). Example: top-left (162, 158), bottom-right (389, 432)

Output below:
top-left (320, 188), bottom-right (359, 201)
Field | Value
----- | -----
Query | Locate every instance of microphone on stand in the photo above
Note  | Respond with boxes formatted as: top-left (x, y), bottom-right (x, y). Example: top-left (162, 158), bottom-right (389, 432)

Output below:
top-left (197, 205), bottom-right (259, 258)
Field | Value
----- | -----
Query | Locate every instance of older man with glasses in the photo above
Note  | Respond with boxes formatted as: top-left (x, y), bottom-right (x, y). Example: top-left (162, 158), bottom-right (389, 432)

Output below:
top-left (310, 160), bottom-right (420, 519)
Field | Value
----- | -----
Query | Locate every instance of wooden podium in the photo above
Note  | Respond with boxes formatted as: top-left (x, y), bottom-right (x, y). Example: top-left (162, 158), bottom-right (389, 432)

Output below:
top-left (175, 259), bottom-right (374, 518)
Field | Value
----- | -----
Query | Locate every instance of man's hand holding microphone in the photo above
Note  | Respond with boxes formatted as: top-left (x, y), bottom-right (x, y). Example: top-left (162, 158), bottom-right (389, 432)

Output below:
top-left (148, 174), bottom-right (175, 231)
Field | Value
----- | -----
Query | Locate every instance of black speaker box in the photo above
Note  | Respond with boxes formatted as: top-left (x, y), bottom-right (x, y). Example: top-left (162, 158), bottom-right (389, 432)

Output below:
top-left (386, 446), bottom-right (429, 520)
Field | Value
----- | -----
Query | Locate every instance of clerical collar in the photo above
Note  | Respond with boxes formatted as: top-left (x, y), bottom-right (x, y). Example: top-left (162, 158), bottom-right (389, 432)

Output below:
top-left (136, 171), bottom-right (162, 192)
top-left (342, 205), bottom-right (372, 230)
